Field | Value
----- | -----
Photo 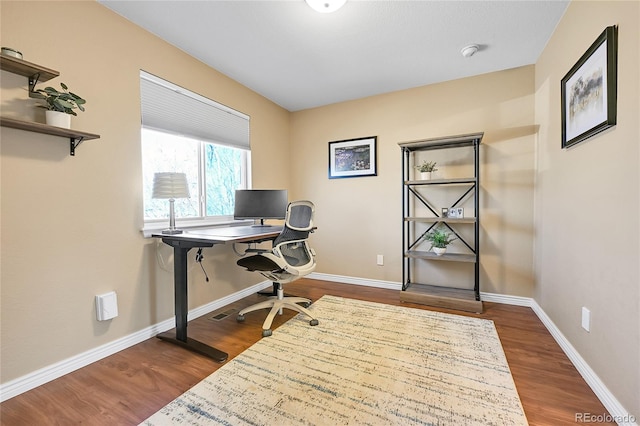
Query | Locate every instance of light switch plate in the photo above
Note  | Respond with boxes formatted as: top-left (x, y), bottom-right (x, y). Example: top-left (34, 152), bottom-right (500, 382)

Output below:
top-left (581, 307), bottom-right (590, 332)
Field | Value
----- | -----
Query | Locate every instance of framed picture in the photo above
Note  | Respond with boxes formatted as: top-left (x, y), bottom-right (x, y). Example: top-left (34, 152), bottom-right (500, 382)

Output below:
top-left (328, 136), bottom-right (377, 179)
top-left (561, 26), bottom-right (618, 149)
top-left (447, 207), bottom-right (464, 219)
top-left (441, 207), bottom-right (449, 217)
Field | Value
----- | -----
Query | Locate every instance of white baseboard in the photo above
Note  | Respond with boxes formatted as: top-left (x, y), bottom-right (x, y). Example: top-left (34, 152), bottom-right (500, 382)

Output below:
top-left (308, 272), bottom-right (402, 290)
top-left (529, 300), bottom-right (638, 426)
top-left (2, 275), bottom-right (636, 426)
top-left (0, 280), bottom-right (271, 403)
top-left (480, 291), bottom-right (532, 306)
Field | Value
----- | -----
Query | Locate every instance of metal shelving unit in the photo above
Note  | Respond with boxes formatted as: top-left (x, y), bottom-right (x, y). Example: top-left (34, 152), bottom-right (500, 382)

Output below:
top-left (399, 132), bottom-right (483, 313)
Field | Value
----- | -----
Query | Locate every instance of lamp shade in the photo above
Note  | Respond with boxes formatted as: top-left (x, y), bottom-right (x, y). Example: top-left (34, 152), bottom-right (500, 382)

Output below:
top-left (152, 172), bottom-right (190, 199)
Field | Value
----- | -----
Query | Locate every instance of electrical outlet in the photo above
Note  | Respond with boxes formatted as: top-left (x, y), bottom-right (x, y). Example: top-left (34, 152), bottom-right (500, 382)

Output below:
top-left (581, 307), bottom-right (590, 332)
top-left (376, 254), bottom-right (384, 266)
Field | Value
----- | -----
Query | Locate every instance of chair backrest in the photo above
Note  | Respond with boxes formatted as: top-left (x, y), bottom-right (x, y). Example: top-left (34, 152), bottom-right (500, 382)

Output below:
top-left (286, 200), bottom-right (314, 231)
top-left (273, 200), bottom-right (314, 247)
top-left (273, 201), bottom-right (315, 271)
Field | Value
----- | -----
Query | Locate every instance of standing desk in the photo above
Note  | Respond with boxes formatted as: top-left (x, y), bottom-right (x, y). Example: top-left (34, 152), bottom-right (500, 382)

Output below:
top-left (152, 226), bottom-right (281, 362)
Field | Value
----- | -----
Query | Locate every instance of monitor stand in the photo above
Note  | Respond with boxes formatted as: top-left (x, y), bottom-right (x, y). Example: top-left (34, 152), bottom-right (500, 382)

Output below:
top-left (251, 218), bottom-right (275, 228)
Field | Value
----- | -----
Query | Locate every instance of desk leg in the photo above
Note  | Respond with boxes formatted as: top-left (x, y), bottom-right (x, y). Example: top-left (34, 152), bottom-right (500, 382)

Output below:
top-left (157, 245), bottom-right (228, 362)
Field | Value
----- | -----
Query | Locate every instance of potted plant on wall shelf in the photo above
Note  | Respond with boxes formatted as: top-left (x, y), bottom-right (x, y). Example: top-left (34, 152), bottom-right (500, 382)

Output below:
top-left (423, 228), bottom-right (457, 256)
top-left (415, 160), bottom-right (437, 180)
top-left (35, 82), bottom-right (86, 129)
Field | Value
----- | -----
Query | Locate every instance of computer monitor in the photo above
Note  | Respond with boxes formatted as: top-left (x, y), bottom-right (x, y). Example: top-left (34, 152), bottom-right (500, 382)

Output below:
top-left (234, 189), bottom-right (288, 227)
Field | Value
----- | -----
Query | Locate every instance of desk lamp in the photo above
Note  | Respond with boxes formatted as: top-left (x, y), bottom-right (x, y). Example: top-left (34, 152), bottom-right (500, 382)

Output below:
top-left (152, 172), bottom-right (190, 234)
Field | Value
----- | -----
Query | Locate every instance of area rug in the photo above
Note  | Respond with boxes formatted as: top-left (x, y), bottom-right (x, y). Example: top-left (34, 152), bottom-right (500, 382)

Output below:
top-left (141, 295), bottom-right (528, 425)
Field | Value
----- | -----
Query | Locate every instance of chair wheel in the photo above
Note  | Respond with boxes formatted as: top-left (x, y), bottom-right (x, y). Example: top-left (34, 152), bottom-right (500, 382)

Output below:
top-left (236, 314), bottom-right (245, 322)
top-left (262, 329), bottom-right (273, 337)
top-left (310, 319), bottom-right (319, 326)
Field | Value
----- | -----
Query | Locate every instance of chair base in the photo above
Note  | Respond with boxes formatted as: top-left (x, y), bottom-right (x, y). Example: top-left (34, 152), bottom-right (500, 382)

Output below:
top-left (257, 282), bottom-right (295, 298)
top-left (237, 296), bottom-right (319, 336)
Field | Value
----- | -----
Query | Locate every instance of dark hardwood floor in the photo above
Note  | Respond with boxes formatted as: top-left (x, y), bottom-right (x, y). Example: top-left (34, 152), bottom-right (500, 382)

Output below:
top-left (0, 279), bottom-right (613, 425)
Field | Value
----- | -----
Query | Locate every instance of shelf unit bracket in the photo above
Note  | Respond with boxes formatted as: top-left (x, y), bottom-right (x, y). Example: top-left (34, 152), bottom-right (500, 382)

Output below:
top-left (27, 73), bottom-right (42, 98)
top-left (449, 185), bottom-right (475, 210)
top-left (442, 222), bottom-right (475, 253)
top-left (70, 136), bottom-right (85, 156)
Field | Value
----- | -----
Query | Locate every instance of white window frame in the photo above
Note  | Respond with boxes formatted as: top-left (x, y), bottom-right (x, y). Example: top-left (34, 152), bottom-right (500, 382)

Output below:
top-left (140, 71), bottom-right (252, 236)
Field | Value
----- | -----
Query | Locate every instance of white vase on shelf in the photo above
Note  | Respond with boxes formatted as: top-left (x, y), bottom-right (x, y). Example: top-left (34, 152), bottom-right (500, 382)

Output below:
top-left (45, 110), bottom-right (71, 129)
top-left (420, 171), bottom-right (432, 180)
top-left (433, 247), bottom-right (447, 256)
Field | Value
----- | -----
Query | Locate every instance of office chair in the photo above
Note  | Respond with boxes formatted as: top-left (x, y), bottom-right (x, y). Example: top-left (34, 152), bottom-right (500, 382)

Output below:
top-left (236, 200), bottom-right (319, 337)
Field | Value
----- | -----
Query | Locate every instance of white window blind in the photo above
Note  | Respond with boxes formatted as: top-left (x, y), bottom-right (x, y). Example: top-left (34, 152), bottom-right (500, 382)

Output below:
top-left (140, 70), bottom-right (250, 149)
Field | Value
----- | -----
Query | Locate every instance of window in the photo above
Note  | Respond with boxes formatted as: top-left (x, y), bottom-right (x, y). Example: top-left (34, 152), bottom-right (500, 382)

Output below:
top-left (140, 71), bottom-right (250, 229)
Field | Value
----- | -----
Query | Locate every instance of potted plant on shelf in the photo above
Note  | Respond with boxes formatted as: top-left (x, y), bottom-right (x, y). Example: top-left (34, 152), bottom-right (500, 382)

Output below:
top-left (423, 228), bottom-right (457, 256)
top-left (414, 160), bottom-right (437, 180)
top-left (35, 82), bottom-right (86, 129)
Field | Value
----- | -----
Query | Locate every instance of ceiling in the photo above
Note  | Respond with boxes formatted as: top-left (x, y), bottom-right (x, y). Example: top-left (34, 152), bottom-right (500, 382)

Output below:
top-left (99, 0), bottom-right (569, 112)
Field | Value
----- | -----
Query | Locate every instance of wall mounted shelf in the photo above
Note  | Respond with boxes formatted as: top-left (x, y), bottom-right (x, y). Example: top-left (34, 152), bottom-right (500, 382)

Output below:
top-left (0, 54), bottom-right (59, 95)
top-left (0, 117), bottom-right (100, 156)
top-left (1, 55), bottom-right (100, 156)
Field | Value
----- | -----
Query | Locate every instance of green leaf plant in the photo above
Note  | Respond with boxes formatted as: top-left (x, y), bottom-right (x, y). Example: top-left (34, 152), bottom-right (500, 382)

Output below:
top-left (35, 82), bottom-right (86, 116)
top-left (423, 228), bottom-right (457, 249)
top-left (414, 160), bottom-right (438, 173)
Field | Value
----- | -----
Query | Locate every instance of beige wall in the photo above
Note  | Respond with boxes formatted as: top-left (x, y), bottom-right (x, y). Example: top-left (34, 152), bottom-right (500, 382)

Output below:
top-left (0, 1), bottom-right (290, 382)
top-left (291, 66), bottom-right (537, 296)
top-left (534, 0), bottom-right (639, 417)
top-left (2, 0), bottom-right (638, 418)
